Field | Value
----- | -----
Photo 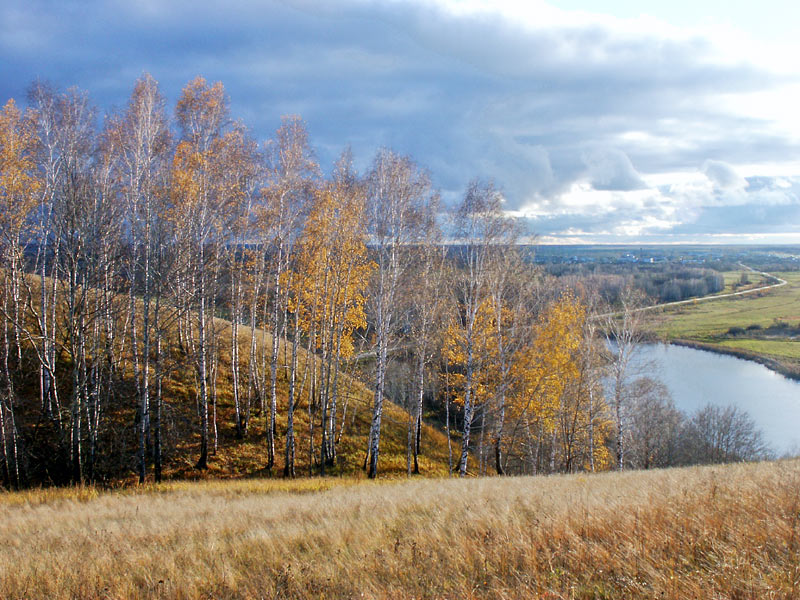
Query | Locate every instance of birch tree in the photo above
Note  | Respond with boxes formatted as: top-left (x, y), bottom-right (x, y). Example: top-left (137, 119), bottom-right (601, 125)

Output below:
top-left (404, 235), bottom-right (444, 474)
top-left (216, 124), bottom-right (258, 443)
top-left (48, 87), bottom-right (101, 483)
top-left (172, 76), bottom-right (230, 470)
top-left (26, 81), bottom-right (64, 436)
top-left (450, 179), bottom-right (512, 477)
top-left (602, 284), bottom-right (646, 471)
top-left (484, 231), bottom-right (528, 474)
top-left (0, 99), bottom-right (41, 487)
top-left (262, 115), bottom-right (318, 474)
top-left (107, 73), bottom-right (172, 482)
top-left (365, 149), bottom-right (435, 479)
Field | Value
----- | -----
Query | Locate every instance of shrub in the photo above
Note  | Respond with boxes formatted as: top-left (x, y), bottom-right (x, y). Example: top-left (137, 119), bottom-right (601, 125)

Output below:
top-left (772, 318), bottom-right (790, 330)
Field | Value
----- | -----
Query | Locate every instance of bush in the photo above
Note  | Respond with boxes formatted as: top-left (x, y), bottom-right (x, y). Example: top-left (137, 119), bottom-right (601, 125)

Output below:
top-left (772, 318), bottom-right (790, 330)
top-left (679, 404), bottom-right (771, 464)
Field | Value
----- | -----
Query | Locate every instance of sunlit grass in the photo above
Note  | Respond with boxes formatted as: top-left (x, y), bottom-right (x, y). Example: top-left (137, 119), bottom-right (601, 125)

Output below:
top-left (717, 338), bottom-right (800, 360)
top-left (655, 271), bottom-right (800, 347)
top-left (15, 274), bottom-right (454, 485)
top-left (0, 477), bottom-right (364, 507)
top-left (1, 459), bottom-right (798, 598)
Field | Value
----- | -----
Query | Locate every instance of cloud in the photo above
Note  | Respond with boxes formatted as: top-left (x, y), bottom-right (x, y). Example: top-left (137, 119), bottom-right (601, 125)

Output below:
top-left (702, 159), bottom-right (748, 191)
top-left (583, 148), bottom-right (646, 191)
top-left (2, 0), bottom-right (800, 241)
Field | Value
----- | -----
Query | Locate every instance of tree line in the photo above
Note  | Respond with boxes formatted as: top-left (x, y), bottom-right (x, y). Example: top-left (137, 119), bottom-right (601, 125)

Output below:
top-left (552, 264), bottom-right (725, 304)
top-left (0, 74), bottom-right (769, 488)
top-left (625, 378), bottom-right (770, 468)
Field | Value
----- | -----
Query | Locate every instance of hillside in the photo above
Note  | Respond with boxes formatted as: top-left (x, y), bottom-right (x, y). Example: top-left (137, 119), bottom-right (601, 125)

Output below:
top-left (1, 459), bottom-right (796, 598)
top-left (164, 318), bottom-right (454, 480)
top-left (8, 275), bottom-right (454, 485)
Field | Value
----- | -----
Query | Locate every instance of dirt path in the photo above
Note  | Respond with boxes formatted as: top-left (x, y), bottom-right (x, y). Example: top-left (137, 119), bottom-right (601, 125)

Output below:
top-left (598, 264), bottom-right (787, 318)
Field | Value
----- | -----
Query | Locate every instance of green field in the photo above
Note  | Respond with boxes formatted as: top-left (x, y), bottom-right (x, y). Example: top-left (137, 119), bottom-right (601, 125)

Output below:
top-left (719, 269), bottom-right (770, 292)
top-left (654, 271), bottom-right (800, 372)
top-left (716, 338), bottom-right (800, 360)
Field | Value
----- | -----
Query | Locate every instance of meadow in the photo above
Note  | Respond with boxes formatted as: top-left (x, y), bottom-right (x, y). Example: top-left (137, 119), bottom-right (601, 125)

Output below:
top-left (1, 459), bottom-right (798, 599)
top-left (654, 270), bottom-right (800, 374)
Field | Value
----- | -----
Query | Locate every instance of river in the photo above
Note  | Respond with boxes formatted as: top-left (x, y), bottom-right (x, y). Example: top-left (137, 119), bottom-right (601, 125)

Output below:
top-left (627, 344), bottom-right (800, 454)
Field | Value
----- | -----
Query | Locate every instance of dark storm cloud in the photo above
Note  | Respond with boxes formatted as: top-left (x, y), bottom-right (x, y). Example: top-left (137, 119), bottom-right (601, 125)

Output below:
top-left (1, 0), bottom-right (797, 240)
top-left (670, 202), bottom-right (800, 235)
top-left (653, 175), bottom-right (800, 238)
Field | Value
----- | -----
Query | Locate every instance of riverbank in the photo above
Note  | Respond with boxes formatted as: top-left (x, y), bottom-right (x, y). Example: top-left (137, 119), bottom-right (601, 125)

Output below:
top-left (651, 269), bottom-right (800, 381)
top-left (670, 338), bottom-right (800, 381)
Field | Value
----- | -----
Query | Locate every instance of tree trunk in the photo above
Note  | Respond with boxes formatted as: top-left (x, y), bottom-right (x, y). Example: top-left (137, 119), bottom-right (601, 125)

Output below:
top-left (367, 332), bottom-right (388, 479)
top-left (445, 365), bottom-right (453, 476)
top-left (413, 351), bottom-right (424, 474)
top-left (283, 309), bottom-right (300, 478)
top-left (458, 335), bottom-right (475, 477)
top-left (196, 253), bottom-right (209, 471)
top-left (267, 243), bottom-right (282, 471)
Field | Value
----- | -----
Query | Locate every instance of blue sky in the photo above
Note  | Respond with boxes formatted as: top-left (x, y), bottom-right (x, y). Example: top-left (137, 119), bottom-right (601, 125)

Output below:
top-left (2, 0), bottom-right (800, 243)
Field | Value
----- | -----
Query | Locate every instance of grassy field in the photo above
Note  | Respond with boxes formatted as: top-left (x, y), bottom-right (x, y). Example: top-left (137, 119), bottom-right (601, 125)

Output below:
top-left (653, 271), bottom-right (800, 373)
top-left (656, 271), bottom-right (800, 340)
top-left (716, 338), bottom-right (800, 360)
top-left (1, 459), bottom-right (798, 598)
top-left (718, 269), bottom-right (771, 294)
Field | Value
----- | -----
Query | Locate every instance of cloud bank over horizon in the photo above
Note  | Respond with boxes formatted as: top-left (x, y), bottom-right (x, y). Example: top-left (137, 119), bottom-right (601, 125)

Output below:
top-left (2, 0), bottom-right (799, 243)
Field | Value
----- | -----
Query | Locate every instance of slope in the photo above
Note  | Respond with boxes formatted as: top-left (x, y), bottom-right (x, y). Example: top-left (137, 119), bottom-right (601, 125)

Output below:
top-left (6, 274), bottom-right (455, 485)
top-left (0, 458), bottom-right (795, 598)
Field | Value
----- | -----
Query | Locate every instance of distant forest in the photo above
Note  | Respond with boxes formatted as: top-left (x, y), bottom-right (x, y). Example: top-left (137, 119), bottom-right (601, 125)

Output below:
top-left (548, 263), bottom-right (725, 304)
top-left (0, 75), bottom-right (769, 489)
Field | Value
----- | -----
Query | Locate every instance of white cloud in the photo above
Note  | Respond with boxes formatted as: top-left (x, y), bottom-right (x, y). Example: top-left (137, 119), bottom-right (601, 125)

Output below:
top-left (583, 148), bottom-right (646, 191)
top-left (702, 160), bottom-right (748, 192)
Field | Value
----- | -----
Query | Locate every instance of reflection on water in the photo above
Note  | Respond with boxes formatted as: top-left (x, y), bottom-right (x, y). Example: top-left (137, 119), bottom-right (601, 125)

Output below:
top-left (627, 344), bottom-right (800, 454)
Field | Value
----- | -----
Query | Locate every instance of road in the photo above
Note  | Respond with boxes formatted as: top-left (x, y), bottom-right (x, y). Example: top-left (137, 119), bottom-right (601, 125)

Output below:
top-left (598, 264), bottom-right (787, 318)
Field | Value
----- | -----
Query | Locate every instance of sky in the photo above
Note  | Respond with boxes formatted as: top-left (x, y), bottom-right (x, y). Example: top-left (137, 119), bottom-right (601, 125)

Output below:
top-left (2, 0), bottom-right (800, 244)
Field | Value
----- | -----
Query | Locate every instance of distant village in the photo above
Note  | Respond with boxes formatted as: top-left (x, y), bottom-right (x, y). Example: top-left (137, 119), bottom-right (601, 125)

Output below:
top-left (532, 246), bottom-right (800, 268)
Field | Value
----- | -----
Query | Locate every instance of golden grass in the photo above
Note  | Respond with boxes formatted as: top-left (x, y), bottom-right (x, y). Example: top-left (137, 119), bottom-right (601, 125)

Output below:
top-left (2, 460), bottom-right (799, 598)
top-left (171, 313), bottom-right (454, 479)
top-left (0, 477), bottom-right (361, 507)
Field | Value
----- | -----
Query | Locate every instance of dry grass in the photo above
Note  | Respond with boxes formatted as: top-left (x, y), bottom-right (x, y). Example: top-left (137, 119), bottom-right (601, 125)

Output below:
top-left (153, 315), bottom-right (454, 481)
top-left (2, 460), bottom-right (799, 599)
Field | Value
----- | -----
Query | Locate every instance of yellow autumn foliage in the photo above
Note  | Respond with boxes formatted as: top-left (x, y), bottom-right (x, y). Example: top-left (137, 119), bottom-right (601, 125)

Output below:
top-left (444, 290), bottom-right (613, 472)
top-left (291, 184), bottom-right (372, 359)
top-left (0, 99), bottom-right (41, 241)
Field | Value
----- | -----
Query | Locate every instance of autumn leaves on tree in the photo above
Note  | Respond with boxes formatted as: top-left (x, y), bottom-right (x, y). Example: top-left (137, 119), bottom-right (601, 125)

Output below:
top-left (0, 74), bottom-right (617, 487)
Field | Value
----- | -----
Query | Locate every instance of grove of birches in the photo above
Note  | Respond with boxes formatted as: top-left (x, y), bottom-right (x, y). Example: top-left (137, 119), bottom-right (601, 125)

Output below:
top-left (0, 75), bottom-right (768, 489)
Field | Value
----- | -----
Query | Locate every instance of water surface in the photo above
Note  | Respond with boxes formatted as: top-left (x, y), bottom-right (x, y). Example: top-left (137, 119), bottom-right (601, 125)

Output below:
top-left (627, 344), bottom-right (800, 454)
